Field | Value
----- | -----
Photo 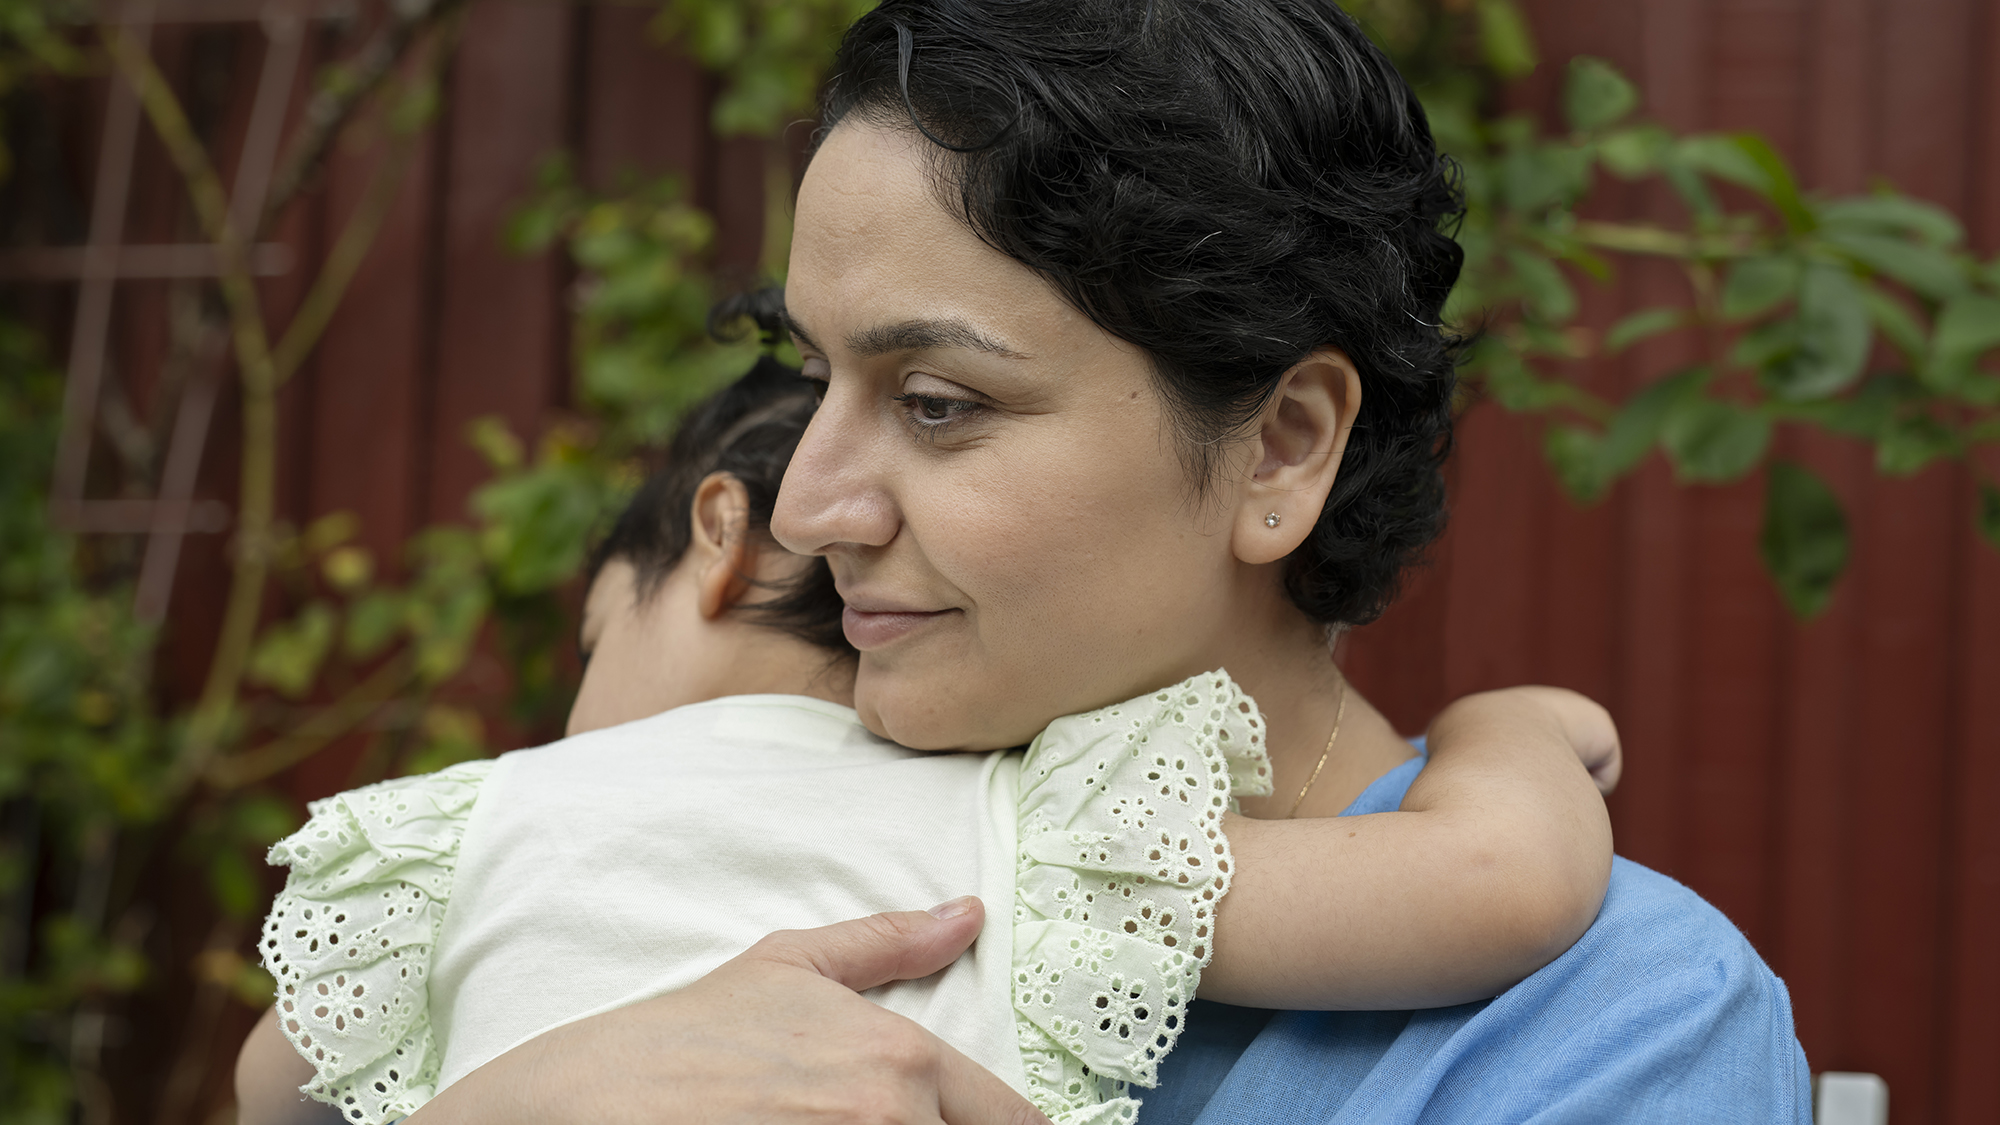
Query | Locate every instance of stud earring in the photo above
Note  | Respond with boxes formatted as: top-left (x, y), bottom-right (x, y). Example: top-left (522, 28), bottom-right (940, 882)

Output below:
top-left (1264, 512), bottom-right (1282, 528)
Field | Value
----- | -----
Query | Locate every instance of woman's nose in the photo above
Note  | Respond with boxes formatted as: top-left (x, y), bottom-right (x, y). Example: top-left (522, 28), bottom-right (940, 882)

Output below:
top-left (772, 388), bottom-right (899, 557)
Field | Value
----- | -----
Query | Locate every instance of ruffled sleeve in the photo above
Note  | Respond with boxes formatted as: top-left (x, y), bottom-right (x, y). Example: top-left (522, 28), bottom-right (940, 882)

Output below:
top-left (260, 758), bottom-right (492, 1124)
top-left (1011, 670), bottom-right (1272, 1124)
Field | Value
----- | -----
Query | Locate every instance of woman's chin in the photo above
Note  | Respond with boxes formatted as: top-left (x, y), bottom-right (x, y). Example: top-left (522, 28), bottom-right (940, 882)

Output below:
top-left (852, 676), bottom-right (1021, 753)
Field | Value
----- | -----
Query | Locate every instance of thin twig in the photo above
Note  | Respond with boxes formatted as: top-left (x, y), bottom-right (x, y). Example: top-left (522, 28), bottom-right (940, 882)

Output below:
top-left (1572, 219), bottom-right (1760, 260)
top-left (260, 0), bottom-right (471, 231)
top-left (102, 26), bottom-right (280, 785)
top-left (269, 92), bottom-right (427, 385)
top-left (206, 653), bottom-right (417, 789)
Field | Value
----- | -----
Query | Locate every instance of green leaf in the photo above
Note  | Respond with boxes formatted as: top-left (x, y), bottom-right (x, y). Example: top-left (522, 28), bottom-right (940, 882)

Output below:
top-left (1776, 375), bottom-right (1902, 439)
top-left (1761, 461), bottom-right (1850, 618)
top-left (1476, 0), bottom-right (1539, 78)
top-left (1732, 318), bottom-right (1800, 369)
top-left (1541, 367), bottom-right (1707, 503)
top-left (1664, 133), bottom-right (1806, 227)
top-left (227, 795), bottom-right (301, 847)
top-left (1597, 124), bottom-right (1673, 179)
top-left (1721, 256), bottom-right (1801, 320)
top-left (321, 545), bottom-right (375, 592)
top-left (1818, 194), bottom-right (1964, 247)
top-left (302, 512), bottom-right (359, 555)
top-left (207, 849), bottom-right (259, 919)
top-left (1564, 57), bottom-right (1638, 132)
top-left (503, 157), bottom-right (581, 253)
top-left (1874, 412), bottom-right (1960, 476)
top-left (1725, 134), bottom-right (1812, 232)
top-left (1675, 134), bottom-right (1772, 194)
top-left (1501, 143), bottom-right (1593, 212)
top-left (1863, 289), bottom-right (1928, 363)
top-left (1661, 157), bottom-right (1720, 219)
top-left (1661, 397), bottom-right (1772, 483)
top-left (1979, 483), bottom-right (2000, 550)
top-left (1543, 425), bottom-right (1608, 502)
top-left (1603, 307), bottom-right (1688, 354)
top-left (1763, 263), bottom-right (1871, 400)
top-left (1505, 248), bottom-right (1577, 322)
top-left (1821, 228), bottom-right (1970, 301)
top-left (1476, 344), bottom-right (1588, 412)
top-left (1605, 367), bottom-right (1707, 473)
top-left (246, 602), bottom-right (337, 700)
top-left (467, 415), bottom-right (525, 471)
top-left (1924, 295), bottom-right (2000, 390)
top-left (344, 590), bottom-right (404, 661)
top-left (403, 704), bottom-right (489, 776)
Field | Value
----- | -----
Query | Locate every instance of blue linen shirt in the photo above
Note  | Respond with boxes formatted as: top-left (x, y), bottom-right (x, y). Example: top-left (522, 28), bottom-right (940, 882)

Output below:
top-left (1146, 757), bottom-right (1814, 1124)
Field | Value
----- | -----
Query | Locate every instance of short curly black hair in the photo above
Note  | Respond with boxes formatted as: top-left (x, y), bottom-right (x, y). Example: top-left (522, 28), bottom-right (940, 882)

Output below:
top-left (589, 310), bottom-right (849, 655)
top-left (820, 0), bottom-right (1465, 627)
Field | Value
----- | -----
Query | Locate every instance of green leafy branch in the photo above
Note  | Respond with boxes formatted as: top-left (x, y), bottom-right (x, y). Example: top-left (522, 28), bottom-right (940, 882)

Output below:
top-left (1393, 16), bottom-right (2000, 616)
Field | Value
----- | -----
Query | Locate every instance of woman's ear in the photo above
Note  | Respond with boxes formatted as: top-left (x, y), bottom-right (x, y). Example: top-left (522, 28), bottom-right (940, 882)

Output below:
top-left (1231, 348), bottom-right (1362, 566)
top-left (689, 472), bottom-right (757, 619)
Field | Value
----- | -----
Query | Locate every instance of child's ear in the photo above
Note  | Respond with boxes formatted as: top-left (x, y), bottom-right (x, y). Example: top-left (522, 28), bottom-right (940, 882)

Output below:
top-left (1229, 348), bottom-right (1362, 566)
top-left (689, 472), bottom-right (757, 620)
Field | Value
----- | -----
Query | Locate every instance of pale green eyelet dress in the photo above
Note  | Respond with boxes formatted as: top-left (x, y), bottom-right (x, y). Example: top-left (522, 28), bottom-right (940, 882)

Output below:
top-left (262, 670), bottom-right (1271, 1124)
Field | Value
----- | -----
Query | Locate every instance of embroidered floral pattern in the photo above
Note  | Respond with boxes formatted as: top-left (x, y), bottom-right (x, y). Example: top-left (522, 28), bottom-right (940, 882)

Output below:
top-left (261, 759), bottom-right (491, 1123)
top-left (1012, 670), bottom-right (1272, 1123)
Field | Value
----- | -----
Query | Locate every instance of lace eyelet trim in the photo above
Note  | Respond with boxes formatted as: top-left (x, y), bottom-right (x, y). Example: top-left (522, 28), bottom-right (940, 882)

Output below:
top-left (1011, 670), bottom-right (1272, 1123)
top-left (261, 758), bottom-right (492, 1124)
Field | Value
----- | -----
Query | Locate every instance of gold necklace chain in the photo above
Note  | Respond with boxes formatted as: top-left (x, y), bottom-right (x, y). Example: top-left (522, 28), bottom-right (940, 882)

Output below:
top-left (1285, 673), bottom-right (1349, 819)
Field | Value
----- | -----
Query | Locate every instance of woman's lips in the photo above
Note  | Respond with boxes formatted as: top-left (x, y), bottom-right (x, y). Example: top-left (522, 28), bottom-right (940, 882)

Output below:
top-left (841, 605), bottom-right (953, 650)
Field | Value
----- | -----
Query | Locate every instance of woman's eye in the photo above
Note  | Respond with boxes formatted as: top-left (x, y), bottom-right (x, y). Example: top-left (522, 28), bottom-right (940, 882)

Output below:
top-left (799, 357), bottom-right (831, 404)
top-left (891, 392), bottom-right (983, 433)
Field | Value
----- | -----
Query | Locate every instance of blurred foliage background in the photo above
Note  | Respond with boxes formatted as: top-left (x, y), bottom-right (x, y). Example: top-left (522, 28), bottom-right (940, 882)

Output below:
top-left (0, 0), bottom-right (1995, 1119)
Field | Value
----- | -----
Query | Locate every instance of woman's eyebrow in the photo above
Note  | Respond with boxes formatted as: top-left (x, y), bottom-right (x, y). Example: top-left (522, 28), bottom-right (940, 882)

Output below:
top-left (848, 318), bottom-right (1032, 361)
top-left (784, 306), bottom-right (1030, 362)
top-left (784, 309), bottom-right (826, 355)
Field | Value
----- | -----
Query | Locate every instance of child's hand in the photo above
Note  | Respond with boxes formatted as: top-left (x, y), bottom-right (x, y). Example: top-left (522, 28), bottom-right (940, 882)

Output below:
top-left (1435, 687), bottom-right (1621, 794)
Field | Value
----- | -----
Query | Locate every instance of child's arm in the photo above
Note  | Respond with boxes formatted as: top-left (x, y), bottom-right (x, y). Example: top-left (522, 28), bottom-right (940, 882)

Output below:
top-left (1202, 686), bottom-right (1616, 1010)
top-left (236, 1006), bottom-right (347, 1125)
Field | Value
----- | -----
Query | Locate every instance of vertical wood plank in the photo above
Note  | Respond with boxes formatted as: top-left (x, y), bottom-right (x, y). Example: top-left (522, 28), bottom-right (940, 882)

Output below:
top-left (427, 0), bottom-right (578, 523)
top-left (1676, 0), bottom-right (1804, 962)
top-left (306, 108), bottom-right (443, 562)
top-left (1438, 403), bottom-right (1540, 699)
top-left (1942, 6), bottom-right (2000, 1118)
top-left (1943, 485), bottom-right (2000, 1123)
top-left (1770, 0), bottom-right (1875, 1074)
top-left (579, 4), bottom-right (707, 188)
top-left (1843, 3), bottom-right (1974, 1116)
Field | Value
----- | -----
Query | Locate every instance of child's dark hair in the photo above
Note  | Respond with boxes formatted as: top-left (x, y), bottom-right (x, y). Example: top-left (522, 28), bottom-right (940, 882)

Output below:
top-left (588, 294), bottom-right (849, 654)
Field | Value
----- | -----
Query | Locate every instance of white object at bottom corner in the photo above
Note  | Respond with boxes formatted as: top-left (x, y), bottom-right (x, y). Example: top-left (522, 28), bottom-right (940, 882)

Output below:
top-left (1813, 1072), bottom-right (1888, 1125)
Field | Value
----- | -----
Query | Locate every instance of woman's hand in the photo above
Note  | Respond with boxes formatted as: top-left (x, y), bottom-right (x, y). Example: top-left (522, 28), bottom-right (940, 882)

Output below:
top-left (407, 896), bottom-right (1050, 1125)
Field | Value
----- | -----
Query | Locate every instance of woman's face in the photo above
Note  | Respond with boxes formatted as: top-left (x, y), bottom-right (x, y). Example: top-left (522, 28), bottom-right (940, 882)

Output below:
top-left (773, 123), bottom-right (1273, 751)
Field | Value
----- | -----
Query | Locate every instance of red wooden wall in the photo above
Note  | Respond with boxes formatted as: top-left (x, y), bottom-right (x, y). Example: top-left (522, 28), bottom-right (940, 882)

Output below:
top-left (33, 0), bottom-right (1998, 1120)
top-left (1344, 2), bottom-right (2000, 1121)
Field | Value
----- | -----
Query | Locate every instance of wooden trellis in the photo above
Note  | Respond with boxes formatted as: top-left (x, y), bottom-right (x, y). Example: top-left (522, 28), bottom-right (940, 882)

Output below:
top-left (0, 0), bottom-right (345, 622)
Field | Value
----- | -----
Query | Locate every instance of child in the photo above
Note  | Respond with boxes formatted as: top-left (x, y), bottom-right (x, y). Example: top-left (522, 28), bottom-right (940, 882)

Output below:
top-left (241, 356), bottom-right (1619, 1125)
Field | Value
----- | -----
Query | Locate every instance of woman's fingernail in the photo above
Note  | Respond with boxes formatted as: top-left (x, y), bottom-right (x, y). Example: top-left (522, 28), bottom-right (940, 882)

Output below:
top-left (927, 896), bottom-right (975, 920)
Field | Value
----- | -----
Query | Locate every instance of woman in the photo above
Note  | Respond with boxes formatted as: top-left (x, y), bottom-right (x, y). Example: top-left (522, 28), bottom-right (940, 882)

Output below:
top-left (401, 0), bottom-right (1808, 1120)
